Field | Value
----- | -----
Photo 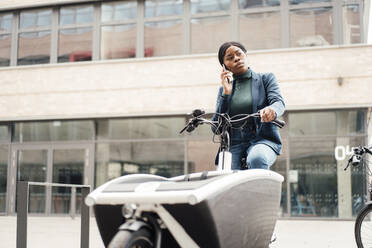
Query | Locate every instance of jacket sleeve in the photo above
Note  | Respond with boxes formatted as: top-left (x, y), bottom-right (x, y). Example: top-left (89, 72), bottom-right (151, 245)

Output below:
top-left (262, 73), bottom-right (285, 118)
top-left (211, 87), bottom-right (229, 133)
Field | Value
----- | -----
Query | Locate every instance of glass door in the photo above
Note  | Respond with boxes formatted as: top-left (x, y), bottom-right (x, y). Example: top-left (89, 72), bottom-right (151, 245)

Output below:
top-left (0, 145), bottom-right (8, 213)
top-left (17, 149), bottom-right (48, 213)
top-left (9, 144), bottom-right (93, 215)
top-left (52, 148), bottom-right (86, 214)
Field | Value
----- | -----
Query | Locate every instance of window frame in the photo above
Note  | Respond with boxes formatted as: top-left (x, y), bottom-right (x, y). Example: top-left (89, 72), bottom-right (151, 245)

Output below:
top-left (0, 0), bottom-right (365, 65)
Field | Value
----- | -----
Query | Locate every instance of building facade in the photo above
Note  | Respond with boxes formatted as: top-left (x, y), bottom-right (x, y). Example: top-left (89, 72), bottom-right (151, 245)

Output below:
top-left (0, 0), bottom-right (371, 219)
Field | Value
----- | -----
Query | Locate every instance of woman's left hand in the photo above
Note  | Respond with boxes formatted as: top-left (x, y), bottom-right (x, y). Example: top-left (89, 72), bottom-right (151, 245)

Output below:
top-left (260, 107), bottom-right (276, 122)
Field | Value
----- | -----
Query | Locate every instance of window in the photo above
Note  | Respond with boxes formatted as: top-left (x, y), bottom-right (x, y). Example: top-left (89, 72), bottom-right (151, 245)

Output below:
top-left (60, 6), bottom-right (93, 25)
top-left (288, 110), bottom-right (367, 218)
top-left (191, 0), bottom-right (230, 14)
top-left (58, 27), bottom-right (93, 62)
top-left (101, 1), bottom-right (137, 60)
top-left (342, 4), bottom-right (361, 44)
top-left (0, 14), bottom-right (12, 32)
top-left (239, 12), bottom-right (281, 50)
top-left (239, 0), bottom-right (280, 9)
top-left (101, 25), bottom-right (137, 59)
top-left (18, 31), bottom-right (51, 65)
top-left (290, 7), bottom-right (333, 47)
top-left (0, 125), bottom-right (8, 141)
top-left (96, 141), bottom-right (186, 186)
top-left (145, 20), bottom-right (183, 57)
top-left (102, 1), bottom-right (137, 22)
top-left (289, 137), bottom-right (338, 217)
top-left (17, 150), bottom-right (47, 213)
top-left (191, 16), bottom-right (230, 54)
top-left (289, 136), bottom-right (365, 217)
top-left (0, 14), bottom-right (12, 67)
top-left (95, 116), bottom-right (187, 187)
top-left (145, 0), bottom-right (183, 17)
top-left (52, 149), bottom-right (85, 214)
top-left (13, 120), bottom-right (94, 142)
top-left (289, 111), bottom-right (336, 136)
top-left (58, 6), bottom-right (93, 63)
top-left (20, 9), bottom-right (52, 29)
top-left (289, 110), bottom-right (365, 137)
top-left (18, 9), bottom-right (52, 65)
top-left (97, 117), bottom-right (185, 140)
top-left (290, 0), bottom-right (330, 4)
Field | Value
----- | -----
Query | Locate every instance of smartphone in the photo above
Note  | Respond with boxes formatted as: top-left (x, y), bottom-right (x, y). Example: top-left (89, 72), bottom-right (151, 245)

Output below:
top-left (222, 64), bottom-right (232, 83)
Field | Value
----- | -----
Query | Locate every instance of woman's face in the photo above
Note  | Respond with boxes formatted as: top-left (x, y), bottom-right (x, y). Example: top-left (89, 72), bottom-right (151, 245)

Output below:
top-left (223, 46), bottom-right (248, 75)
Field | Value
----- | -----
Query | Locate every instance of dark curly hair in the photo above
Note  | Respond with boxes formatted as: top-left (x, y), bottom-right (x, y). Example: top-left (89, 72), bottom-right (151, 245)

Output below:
top-left (218, 41), bottom-right (247, 67)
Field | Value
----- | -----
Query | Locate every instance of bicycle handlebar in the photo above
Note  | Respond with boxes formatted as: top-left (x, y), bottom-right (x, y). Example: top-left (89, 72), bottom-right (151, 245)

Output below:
top-left (344, 146), bottom-right (372, 171)
top-left (229, 112), bottom-right (285, 129)
top-left (179, 110), bottom-right (286, 134)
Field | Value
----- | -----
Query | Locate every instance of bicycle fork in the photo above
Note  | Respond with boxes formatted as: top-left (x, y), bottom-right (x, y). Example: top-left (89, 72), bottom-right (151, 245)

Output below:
top-left (120, 203), bottom-right (199, 248)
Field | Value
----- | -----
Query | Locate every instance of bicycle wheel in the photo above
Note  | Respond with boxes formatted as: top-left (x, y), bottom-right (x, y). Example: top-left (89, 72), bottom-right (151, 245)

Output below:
top-left (108, 228), bottom-right (154, 248)
top-left (355, 204), bottom-right (372, 248)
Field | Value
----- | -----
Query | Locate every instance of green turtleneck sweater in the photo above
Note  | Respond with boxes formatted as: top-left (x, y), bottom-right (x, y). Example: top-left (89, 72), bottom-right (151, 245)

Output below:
top-left (229, 69), bottom-right (253, 117)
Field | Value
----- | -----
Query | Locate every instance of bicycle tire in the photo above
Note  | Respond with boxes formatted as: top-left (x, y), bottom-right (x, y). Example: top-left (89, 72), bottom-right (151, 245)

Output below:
top-left (355, 204), bottom-right (372, 248)
top-left (108, 228), bottom-right (154, 248)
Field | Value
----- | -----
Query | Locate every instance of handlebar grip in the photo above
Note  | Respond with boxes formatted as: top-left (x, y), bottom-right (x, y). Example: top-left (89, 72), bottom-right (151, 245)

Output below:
top-left (272, 119), bottom-right (286, 128)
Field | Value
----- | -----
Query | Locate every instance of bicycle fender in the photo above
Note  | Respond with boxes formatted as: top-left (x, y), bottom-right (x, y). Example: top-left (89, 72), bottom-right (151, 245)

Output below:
top-left (118, 219), bottom-right (151, 232)
top-left (363, 201), bottom-right (372, 206)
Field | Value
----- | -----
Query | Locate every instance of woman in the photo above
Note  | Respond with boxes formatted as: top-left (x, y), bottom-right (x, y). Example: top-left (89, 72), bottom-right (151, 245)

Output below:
top-left (212, 41), bottom-right (285, 170)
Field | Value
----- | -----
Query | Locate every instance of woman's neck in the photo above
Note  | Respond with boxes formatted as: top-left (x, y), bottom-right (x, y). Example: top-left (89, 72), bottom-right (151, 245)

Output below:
top-left (233, 67), bottom-right (250, 77)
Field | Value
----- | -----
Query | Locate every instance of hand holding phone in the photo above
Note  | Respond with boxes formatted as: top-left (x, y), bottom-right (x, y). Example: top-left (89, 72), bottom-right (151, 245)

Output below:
top-left (221, 64), bottom-right (233, 95)
top-left (222, 65), bottom-right (233, 84)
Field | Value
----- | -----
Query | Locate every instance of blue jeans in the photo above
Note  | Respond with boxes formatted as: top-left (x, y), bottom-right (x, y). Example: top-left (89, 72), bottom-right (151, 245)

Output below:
top-left (230, 142), bottom-right (277, 170)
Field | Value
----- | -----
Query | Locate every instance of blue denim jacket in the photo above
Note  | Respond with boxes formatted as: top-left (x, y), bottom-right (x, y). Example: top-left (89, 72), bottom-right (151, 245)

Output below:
top-left (212, 70), bottom-right (285, 157)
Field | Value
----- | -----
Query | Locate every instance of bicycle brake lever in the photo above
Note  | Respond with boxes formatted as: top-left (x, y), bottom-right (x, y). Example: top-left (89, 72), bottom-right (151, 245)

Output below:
top-left (180, 119), bottom-right (193, 134)
top-left (179, 124), bottom-right (189, 134)
top-left (344, 157), bottom-right (353, 171)
top-left (180, 118), bottom-right (202, 134)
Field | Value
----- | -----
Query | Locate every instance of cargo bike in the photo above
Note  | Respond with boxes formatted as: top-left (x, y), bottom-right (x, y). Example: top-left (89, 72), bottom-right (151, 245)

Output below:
top-left (85, 110), bottom-right (285, 248)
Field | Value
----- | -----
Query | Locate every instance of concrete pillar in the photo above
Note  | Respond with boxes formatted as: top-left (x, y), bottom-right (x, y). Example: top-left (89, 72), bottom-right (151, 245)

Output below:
top-left (336, 111), bottom-right (352, 218)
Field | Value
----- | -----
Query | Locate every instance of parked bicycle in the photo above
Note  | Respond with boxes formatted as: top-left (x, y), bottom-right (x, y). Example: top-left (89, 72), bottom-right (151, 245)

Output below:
top-left (86, 109), bottom-right (285, 248)
top-left (344, 146), bottom-right (372, 248)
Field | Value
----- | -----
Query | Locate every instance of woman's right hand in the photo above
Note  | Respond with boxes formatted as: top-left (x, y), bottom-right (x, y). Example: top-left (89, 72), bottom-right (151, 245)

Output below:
top-left (220, 68), bottom-right (233, 95)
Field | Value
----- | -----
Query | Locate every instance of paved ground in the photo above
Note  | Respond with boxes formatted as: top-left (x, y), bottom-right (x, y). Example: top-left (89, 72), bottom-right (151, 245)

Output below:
top-left (271, 219), bottom-right (356, 248)
top-left (0, 216), bottom-right (358, 248)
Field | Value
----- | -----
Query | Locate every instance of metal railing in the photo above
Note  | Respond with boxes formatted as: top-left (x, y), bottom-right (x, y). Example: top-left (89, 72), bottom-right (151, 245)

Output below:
top-left (16, 181), bottom-right (91, 248)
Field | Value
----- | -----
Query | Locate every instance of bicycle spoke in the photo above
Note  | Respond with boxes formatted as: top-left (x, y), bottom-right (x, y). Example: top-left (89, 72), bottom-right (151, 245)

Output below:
top-left (361, 212), bottom-right (372, 247)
